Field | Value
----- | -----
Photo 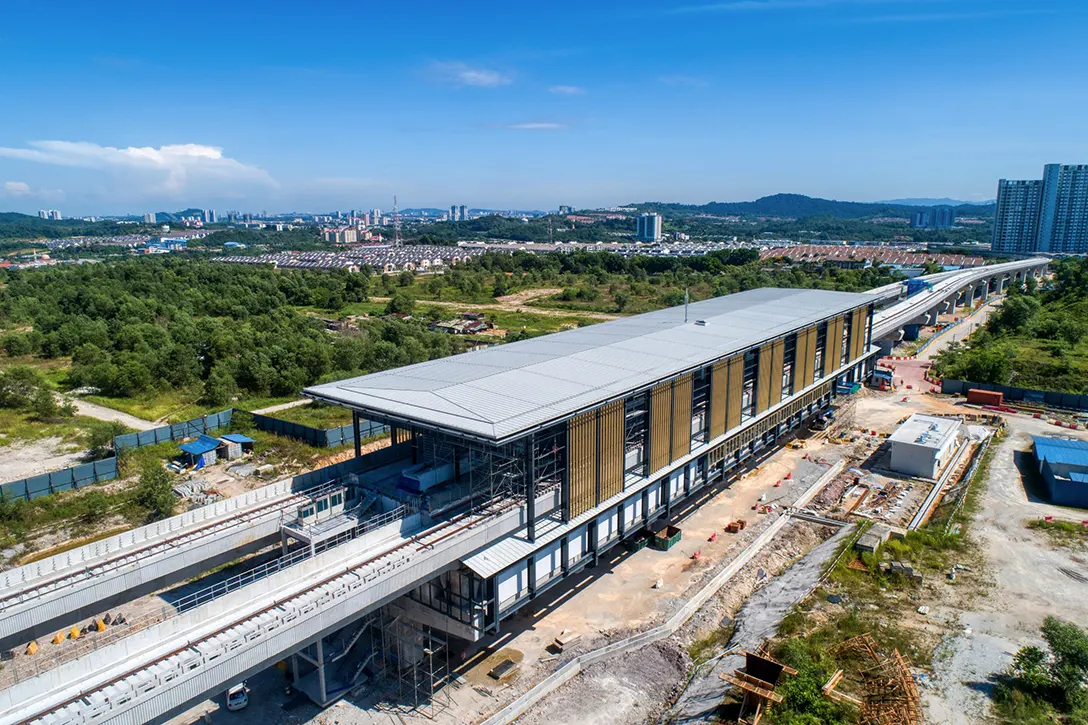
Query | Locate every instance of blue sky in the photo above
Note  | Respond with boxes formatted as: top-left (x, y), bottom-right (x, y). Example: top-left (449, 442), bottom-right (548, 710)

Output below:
top-left (1, 0), bottom-right (1086, 215)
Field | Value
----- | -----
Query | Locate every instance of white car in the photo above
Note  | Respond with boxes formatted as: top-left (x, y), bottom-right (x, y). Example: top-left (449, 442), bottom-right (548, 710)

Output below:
top-left (225, 683), bottom-right (249, 711)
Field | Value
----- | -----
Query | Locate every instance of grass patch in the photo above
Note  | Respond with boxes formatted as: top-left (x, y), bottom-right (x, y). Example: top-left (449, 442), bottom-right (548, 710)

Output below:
top-left (268, 402), bottom-right (354, 428)
top-left (1027, 518), bottom-right (1088, 548)
top-left (687, 622), bottom-right (736, 666)
top-left (0, 409), bottom-right (131, 452)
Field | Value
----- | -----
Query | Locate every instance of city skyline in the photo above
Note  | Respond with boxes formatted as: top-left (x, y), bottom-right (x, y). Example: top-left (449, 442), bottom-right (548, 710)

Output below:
top-left (1, 0), bottom-right (1087, 215)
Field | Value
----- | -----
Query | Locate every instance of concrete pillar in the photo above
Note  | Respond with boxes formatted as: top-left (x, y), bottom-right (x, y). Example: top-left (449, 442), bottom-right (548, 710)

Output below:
top-left (316, 639), bottom-right (327, 704)
top-left (876, 338), bottom-right (896, 356)
top-left (903, 323), bottom-right (923, 341)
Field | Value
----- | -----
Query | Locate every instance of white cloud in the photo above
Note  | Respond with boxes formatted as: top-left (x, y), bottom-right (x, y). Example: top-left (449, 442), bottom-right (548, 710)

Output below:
top-left (2, 181), bottom-right (30, 197)
top-left (1, 180), bottom-right (64, 202)
top-left (0, 141), bottom-right (276, 199)
top-left (549, 85), bottom-right (586, 95)
top-left (507, 122), bottom-right (566, 130)
top-left (429, 61), bottom-right (513, 87)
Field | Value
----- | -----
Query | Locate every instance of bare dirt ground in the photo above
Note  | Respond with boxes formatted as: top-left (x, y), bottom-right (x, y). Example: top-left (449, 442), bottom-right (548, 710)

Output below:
top-left (667, 524), bottom-right (854, 724)
top-left (0, 437), bottom-right (86, 484)
top-left (251, 399), bottom-right (308, 415)
top-left (371, 291), bottom-right (621, 320)
top-left (923, 414), bottom-right (1088, 725)
top-left (66, 396), bottom-right (157, 430)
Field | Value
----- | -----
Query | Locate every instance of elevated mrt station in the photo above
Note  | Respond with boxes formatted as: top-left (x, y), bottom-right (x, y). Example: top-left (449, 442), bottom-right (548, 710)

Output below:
top-left (305, 287), bottom-right (878, 638)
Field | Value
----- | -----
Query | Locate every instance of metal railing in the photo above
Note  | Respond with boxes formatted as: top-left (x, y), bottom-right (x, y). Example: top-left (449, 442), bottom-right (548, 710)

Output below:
top-left (0, 503), bottom-right (412, 689)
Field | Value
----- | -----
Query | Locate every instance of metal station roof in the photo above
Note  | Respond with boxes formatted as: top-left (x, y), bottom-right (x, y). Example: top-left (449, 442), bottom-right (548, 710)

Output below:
top-left (889, 414), bottom-right (961, 450)
top-left (305, 287), bottom-right (875, 441)
top-left (1033, 435), bottom-right (1088, 468)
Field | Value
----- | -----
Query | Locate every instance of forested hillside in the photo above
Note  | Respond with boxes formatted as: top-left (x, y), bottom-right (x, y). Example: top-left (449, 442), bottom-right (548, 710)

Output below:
top-left (932, 257), bottom-right (1088, 393)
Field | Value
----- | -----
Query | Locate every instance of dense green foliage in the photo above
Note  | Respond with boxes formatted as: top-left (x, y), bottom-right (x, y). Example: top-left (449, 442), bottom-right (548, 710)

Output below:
top-left (191, 226), bottom-right (328, 253)
top-left (413, 214), bottom-right (625, 245)
top-left (996, 616), bottom-right (1088, 723)
top-left (932, 258), bottom-right (1088, 392)
top-left (135, 464), bottom-right (175, 521)
top-left (0, 258), bottom-right (466, 403)
top-left (0, 365), bottom-right (76, 420)
top-left (0, 212), bottom-right (150, 241)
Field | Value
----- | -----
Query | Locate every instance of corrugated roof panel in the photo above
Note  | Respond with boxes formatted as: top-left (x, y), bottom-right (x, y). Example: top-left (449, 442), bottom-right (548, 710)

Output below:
top-left (306, 288), bottom-right (875, 441)
top-left (1033, 435), bottom-right (1088, 467)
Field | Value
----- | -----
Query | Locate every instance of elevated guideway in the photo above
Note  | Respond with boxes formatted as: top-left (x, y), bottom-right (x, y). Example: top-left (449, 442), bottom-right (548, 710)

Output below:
top-left (0, 479), bottom-right (342, 649)
top-left (0, 488), bottom-right (559, 725)
top-left (871, 257), bottom-right (1048, 345)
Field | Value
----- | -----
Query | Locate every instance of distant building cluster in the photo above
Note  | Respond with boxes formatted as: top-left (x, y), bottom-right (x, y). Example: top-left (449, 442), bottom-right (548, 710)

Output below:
top-left (213, 245), bottom-right (482, 273)
top-left (45, 234), bottom-right (150, 250)
top-left (37, 209), bottom-right (62, 220)
top-left (993, 163), bottom-right (1088, 254)
top-left (635, 212), bottom-right (663, 242)
top-left (909, 207), bottom-right (956, 230)
top-left (448, 205), bottom-right (469, 222)
top-left (760, 244), bottom-right (984, 269)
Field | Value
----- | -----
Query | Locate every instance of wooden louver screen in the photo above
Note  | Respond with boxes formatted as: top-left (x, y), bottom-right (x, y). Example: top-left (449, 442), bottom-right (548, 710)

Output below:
top-left (795, 326), bottom-right (812, 389)
top-left (726, 355), bottom-right (743, 432)
top-left (597, 400), bottom-right (624, 502)
top-left (755, 343), bottom-right (773, 415)
top-left (850, 307), bottom-right (869, 361)
top-left (670, 373), bottom-right (693, 463)
top-left (709, 360), bottom-right (728, 440)
top-left (649, 382), bottom-right (672, 475)
top-left (831, 315), bottom-right (846, 369)
top-left (767, 339), bottom-right (785, 406)
top-left (567, 410), bottom-right (597, 518)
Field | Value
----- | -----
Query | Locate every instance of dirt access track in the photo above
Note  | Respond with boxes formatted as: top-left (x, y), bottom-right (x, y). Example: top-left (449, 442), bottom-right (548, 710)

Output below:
top-left (372, 288), bottom-right (621, 320)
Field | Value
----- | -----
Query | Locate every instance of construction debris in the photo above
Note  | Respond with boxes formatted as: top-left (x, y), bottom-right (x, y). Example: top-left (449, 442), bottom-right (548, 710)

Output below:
top-left (823, 634), bottom-right (922, 725)
top-left (719, 649), bottom-right (797, 724)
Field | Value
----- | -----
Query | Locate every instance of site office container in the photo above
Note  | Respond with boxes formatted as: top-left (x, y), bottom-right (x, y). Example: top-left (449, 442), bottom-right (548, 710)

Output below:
top-left (967, 389), bottom-right (1004, 406)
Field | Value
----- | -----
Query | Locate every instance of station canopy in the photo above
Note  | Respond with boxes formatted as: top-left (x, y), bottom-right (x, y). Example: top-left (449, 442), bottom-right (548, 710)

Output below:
top-left (305, 287), bottom-right (876, 442)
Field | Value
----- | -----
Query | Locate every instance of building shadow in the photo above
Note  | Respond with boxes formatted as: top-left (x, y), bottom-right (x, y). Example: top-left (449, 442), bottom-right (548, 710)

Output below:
top-left (1012, 449), bottom-right (1050, 504)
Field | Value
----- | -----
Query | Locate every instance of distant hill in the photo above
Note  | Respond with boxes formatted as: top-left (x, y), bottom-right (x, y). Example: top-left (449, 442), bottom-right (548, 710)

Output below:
top-left (879, 198), bottom-right (995, 207)
top-left (154, 208), bottom-right (206, 222)
top-left (633, 193), bottom-right (995, 220)
top-left (0, 212), bottom-right (144, 241)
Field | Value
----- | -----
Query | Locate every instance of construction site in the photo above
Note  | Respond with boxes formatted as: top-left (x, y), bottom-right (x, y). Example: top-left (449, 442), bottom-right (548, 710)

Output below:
top-left (0, 258), bottom-right (1062, 725)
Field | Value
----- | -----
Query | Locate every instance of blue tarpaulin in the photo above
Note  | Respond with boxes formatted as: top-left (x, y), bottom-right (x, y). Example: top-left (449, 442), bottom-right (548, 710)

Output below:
top-left (220, 433), bottom-right (255, 444)
top-left (179, 434), bottom-right (222, 456)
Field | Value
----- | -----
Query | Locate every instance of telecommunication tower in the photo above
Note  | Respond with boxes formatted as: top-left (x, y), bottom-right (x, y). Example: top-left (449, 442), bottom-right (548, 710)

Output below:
top-left (393, 195), bottom-right (402, 246)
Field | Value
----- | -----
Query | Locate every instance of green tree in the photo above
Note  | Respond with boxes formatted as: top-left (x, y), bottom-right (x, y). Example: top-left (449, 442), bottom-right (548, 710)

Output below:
top-left (0, 366), bottom-right (45, 409)
top-left (30, 387), bottom-right (62, 420)
top-left (77, 490), bottom-right (111, 525)
top-left (384, 293), bottom-right (416, 316)
top-left (135, 464), bottom-right (175, 521)
top-left (201, 364), bottom-right (239, 406)
top-left (86, 421), bottom-right (128, 460)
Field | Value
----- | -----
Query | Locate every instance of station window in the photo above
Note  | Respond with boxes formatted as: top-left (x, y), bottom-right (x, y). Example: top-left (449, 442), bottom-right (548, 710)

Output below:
top-left (317, 498), bottom-right (329, 513)
top-left (841, 315), bottom-right (853, 363)
top-left (691, 366), bottom-right (711, 444)
top-left (741, 349), bottom-right (758, 422)
top-left (814, 321), bottom-right (828, 379)
top-left (624, 392), bottom-right (649, 476)
top-left (781, 333), bottom-right (797, 400)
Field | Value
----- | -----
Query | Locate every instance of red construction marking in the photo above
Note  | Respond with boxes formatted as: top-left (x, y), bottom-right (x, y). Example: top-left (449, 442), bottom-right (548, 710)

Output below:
top-left (692, 550), bottom-right (701, 560)
top-left (785, 472), bottom-right (792, 480)
top-left (707, 532), bottom-right (718, 542)
top-left (1045, 516), bottom-right (1054, 522)
top-left (774, 481), bottom-right (782, 488)
top-left (902, 397), bottom-right (909, 403)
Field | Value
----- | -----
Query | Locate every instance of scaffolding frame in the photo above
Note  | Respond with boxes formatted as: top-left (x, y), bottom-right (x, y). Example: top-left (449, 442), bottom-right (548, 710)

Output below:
top-left (370, 611), bottom-right (453, 720)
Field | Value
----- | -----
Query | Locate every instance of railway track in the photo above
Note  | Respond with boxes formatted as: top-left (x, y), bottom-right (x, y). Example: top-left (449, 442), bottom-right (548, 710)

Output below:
top-left (0, 481), bottom-right (341, 614)
top-left (13, 496), bottom-right (518, 725)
